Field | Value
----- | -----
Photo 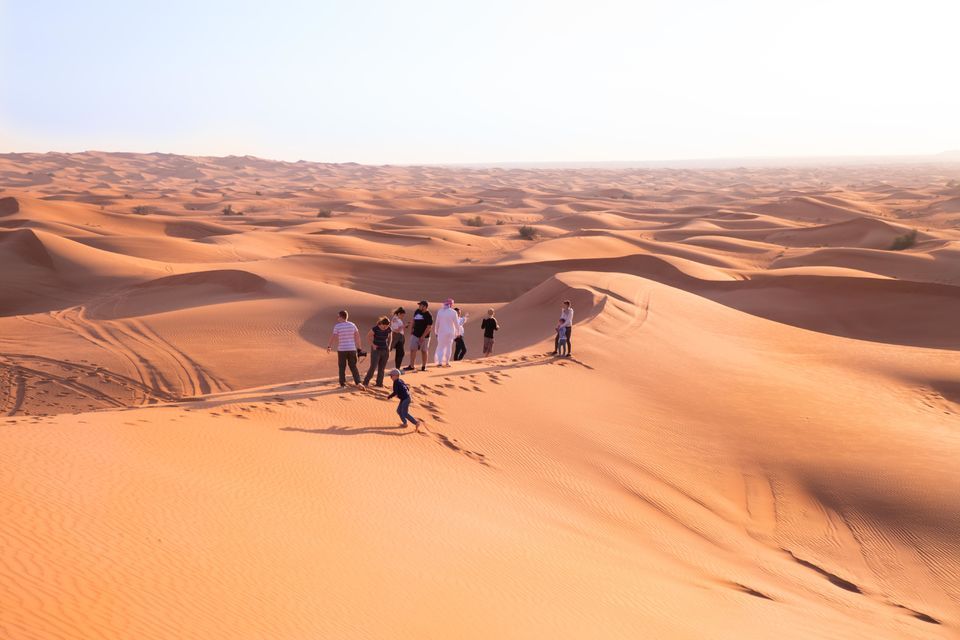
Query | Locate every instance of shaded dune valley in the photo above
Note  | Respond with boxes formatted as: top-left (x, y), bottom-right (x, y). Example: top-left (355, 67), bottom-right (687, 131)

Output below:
top-left (1, 152), bottom-right (959, 639)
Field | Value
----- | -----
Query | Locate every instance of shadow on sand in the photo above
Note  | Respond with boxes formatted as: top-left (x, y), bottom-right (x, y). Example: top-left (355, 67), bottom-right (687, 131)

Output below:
top-left (281, 424), bottom-right (412, 438)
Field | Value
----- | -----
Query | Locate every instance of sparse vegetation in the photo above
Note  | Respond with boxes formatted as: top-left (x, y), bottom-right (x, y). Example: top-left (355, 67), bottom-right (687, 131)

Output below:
top-left (496, 219), bottom-right (505, 226)
top-left (317, 209), bottom-right (333, 218)
top-left (222, 204), bottom-right (242, 216)
top-left (889, 229), bottom-right (917, 250)
top-left (255, 190), bottom-right (262, 196)
top-left (131, 205), bottom-right (151, 215)
top-left (464, 215), bottom-right (484, 227)
top-left (123, 193), bottom-right (133, 199)
top-left (518, 225), bottom-right (537, 240)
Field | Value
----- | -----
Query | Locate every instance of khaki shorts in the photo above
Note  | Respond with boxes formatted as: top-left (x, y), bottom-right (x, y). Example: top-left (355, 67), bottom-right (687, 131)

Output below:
top-left (410, 334), bottom-right (430, 352)
top-left (483, 337), bottom-right (495, 353)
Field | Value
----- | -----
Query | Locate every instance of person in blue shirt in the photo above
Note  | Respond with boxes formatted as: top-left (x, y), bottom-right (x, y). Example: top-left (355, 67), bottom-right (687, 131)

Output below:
top-left (387, 368), bottom-right (422, 431)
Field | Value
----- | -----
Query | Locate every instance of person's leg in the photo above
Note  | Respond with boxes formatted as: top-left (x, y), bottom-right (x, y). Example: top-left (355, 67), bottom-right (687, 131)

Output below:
top-left (454, 337), bottom-right (465, 360)
top-left (554, 331), bottom-right (559, 355)
top-left (394, 335), bottom-right (405, 368)
top-left (375, 350), bottom-right (388, 386)
top-left (436, 338), bottom-right (449, 365)
top-left (566, 325), bottom-right (572, 354)
top-left (346, 351), bottom-right (362, 385)
top-left (420, 340), bottom-right (429, 370)
top-left (337, 351), bottom-right (347, 386)
top-left (400, 398), bottom-right (419, 427)
top-left (406, 336), bottom-right (418, 369)
top-left (363, 351), bottom-right (377, 386)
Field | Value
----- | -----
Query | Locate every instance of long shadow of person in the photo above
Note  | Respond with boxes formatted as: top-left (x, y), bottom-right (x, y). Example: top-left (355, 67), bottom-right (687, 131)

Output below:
top-left (281, 424), bottom-right (411, 437)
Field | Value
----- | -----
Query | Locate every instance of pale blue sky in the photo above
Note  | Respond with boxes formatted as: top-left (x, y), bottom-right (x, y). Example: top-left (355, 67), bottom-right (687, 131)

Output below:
top-left (1, 0), bottom-right (957, 164)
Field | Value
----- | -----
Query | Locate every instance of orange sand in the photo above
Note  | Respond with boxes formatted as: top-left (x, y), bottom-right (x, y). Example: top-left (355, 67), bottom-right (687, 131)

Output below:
top-left (1, 152), bottom-right (959, 639)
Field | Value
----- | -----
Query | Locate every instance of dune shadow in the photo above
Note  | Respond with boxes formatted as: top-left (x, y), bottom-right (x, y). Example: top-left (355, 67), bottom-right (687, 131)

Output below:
top-left (281, 424), bottom-right (410, 437)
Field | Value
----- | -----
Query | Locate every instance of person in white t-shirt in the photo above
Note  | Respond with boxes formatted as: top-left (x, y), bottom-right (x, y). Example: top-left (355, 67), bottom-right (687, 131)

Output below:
top-left (555, 300), bottom-right (574, 356)
top-left (326, 310), bottom-right (364, 388)
top-left (453, 307), bottom-right (469, 361)
top-left (390, 307), bottom-right (408, 369)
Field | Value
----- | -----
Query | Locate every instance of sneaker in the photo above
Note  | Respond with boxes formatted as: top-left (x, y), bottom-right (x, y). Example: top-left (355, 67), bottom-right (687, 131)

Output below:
top-left (403, 366), bottom-right (415, 371)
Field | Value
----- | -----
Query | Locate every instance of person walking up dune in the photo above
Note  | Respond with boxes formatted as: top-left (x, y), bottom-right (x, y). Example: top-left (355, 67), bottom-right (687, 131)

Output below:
top-left (453, 307), bottom-right (469, 361)
top-left (405, 300), bottom-right (433, 372)
top-left (434, 298), bottom-right (459, 367)
top-left (327, 310), bottom-right (364, 388)
top-left (390, 307), bottom-right (407, 369)
top-left (480, 308), bottom-right (499, 357)
top-left (363, 316), bottom-right (393, 387)
top-left (387, 369), bottom-right (421, 431)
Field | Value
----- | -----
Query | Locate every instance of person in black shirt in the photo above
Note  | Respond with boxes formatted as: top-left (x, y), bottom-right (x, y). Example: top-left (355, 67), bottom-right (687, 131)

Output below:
top-left (480, 308), bottom-right (499, 357)
top-left (363, 316), bottom-right (393, 387)
top-left (405, 300), bottom-right (433, 372)
top-left (388, 368), bottom-right (421, 430)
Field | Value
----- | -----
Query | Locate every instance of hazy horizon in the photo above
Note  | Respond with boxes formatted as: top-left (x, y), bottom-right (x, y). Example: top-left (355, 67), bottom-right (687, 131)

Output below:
top-left (2, 0), bottom-right (958, 164)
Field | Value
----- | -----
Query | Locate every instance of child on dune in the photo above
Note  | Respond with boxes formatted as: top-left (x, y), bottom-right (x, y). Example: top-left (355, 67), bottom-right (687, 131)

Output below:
top-left (387, 368), bottom-right (422, 431)
top-left (555, 318), bottom-right (569, 357)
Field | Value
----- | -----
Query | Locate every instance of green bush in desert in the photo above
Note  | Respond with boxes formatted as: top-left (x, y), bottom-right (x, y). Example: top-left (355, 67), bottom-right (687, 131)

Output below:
top-left (889, 229), bottom-right (917, 250)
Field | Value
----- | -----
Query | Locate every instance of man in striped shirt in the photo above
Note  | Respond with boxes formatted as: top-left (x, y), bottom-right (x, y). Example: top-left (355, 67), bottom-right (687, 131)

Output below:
top-left (326, 310), bottom-right (364, 388)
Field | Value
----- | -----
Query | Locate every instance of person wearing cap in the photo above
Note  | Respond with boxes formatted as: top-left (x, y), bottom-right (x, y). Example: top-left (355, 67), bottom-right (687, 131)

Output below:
top-left (405, 300), bottom-right (433, 372)
top-left (433, 298), bottom-right (459, 367)
top-left (387, 368), bottom-right (421, 431)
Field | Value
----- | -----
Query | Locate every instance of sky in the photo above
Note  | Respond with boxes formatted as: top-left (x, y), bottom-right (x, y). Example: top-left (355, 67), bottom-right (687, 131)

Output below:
top-left (1, 0), bottom-right (958, 164)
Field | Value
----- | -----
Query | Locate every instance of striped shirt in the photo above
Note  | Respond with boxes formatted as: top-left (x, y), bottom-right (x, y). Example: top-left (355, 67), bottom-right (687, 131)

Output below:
top-left (332, 321), bottom-right (358, 351)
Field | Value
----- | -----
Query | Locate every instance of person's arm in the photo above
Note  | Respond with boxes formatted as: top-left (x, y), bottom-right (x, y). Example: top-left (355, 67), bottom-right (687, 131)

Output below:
top-left (354, 327), bottom-right (362, 350)
top-left (327, 329), bottom-right (336, 351)
top-left (366, 328), bottom-right (374, 347)
top-left (423, 319), bottom-right (433, 338)
top-left (387, 331), bottom-right (393, 351)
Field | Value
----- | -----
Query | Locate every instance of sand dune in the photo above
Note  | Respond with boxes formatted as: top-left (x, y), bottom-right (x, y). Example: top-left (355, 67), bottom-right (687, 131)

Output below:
top-left (1, 152), bottom-right (958, 639)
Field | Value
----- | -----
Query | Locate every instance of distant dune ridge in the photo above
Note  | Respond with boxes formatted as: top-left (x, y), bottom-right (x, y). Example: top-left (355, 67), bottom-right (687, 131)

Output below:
top-left (1, 152), bottom-right (959, 639)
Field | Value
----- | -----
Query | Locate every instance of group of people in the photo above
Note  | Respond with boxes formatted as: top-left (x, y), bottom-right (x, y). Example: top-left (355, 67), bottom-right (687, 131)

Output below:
top-left (326, 298), bottom-right (574, 429)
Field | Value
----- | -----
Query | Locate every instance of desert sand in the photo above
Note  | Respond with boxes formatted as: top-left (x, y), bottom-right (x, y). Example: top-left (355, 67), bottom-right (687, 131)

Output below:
top-left (1, 151), bottom-right (959, 639)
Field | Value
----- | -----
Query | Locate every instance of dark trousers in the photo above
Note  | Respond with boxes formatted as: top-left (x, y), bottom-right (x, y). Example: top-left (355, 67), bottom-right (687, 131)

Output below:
top-left (338, 350), bottom-right (361, 386)
top-left (397, 397), bottom-right (419, 426)
top-left (555, 325), bottom-right (572, 354)
top-left (392, 333), bottom-right (405, 368)
top-left (453, 336), bottom-right (467, 360)
top-left (364, 348), bottom-right (390, 386)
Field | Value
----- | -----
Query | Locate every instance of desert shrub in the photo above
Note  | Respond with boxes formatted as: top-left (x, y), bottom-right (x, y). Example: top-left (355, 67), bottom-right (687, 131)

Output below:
top-left (222, 204), bottom-right (241, 216)
top-left (131, 205), bottom-right (150, 215)
top-left (889, 229), bottom-right (917, 250)
top-left (496, 219), bottom-right (505, 226)
top-left (255, 190), bottom-right (262, 196)
top-left (518, 225), bottom-right (537, 240)
top-left (123, 193), bottom-right (133, 199)
top-left (317, 209), bottom-right (333, 218)
top-left (464, 215), bottom-right (484, 227)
